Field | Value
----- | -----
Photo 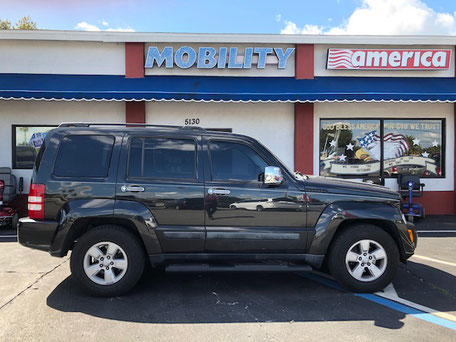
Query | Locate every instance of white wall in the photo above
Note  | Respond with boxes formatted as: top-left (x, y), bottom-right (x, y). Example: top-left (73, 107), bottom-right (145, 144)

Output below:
top-left (0, 40), bottom-right (125, 75)
top-left (315, 44), bottom-right (455, 78)
top-left (144, 43), bottom-right (295, 77)
top-left (314, 102), bottom-right (454, 191)
top-left (146, 101), bottom-right (295, 169)
top-left (0, 100), bottom-right (125, 192)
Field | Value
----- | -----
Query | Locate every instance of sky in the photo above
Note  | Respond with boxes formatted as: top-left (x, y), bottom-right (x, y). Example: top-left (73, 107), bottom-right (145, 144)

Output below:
top-left (0, 0), bottom-right (456, 35)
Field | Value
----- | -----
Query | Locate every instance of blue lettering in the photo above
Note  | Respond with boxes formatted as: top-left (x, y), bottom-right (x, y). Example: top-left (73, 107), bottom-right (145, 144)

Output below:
top-left (228, 47), bottom-right (243, 68)
top-left (175, 46), bottom-right (197, 69)
top-left (144, 46), bottom-right (173, 68)
top-left (217, 47), bottom-right (228, 68)
top-left (254, 47), bottom-right (273, 69)
top-left (274, 48), bottom-right (295, 69)
top-left (145, 46), bottom-right (293, 70)
top-left (197, 47), bottom-right (217, 68)
top-left (243, 47), bottom-right (253, 68)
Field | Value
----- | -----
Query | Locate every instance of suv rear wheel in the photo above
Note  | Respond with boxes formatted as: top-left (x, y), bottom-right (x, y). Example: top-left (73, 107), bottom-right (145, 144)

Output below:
top-left (328, 224), bottom-right (399, 293)
top-left (70, 225), bottom-right (145, 297)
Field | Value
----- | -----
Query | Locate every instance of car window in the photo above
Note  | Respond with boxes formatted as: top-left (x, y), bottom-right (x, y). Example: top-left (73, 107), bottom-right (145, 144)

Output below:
top-left (16, 146), bottom-right (37, 169)
top-left (53, 135), bottom-right (115, 178)
top-left (128, 137), bottom-right (196, 180)
top-left (209, 141), bottom-right (268, 181)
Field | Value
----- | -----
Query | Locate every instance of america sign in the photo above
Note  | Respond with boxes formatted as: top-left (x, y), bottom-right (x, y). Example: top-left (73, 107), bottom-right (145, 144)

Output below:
top-left (327, 49), bottom-right (451, 70)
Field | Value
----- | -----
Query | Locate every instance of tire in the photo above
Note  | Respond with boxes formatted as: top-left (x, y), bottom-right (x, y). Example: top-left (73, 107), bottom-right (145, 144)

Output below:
top-left (10, 213), bottom-right (19, 229)
top-left (328, 224), bottom-right (399, 293)
top-left (70, 225), bottom-right (145, 297)
top-left (256, 205), bottom-right (264, 212)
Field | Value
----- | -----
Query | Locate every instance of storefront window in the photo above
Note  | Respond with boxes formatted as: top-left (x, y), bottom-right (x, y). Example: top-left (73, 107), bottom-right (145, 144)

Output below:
top-left (383, 119), bottom-right (443, 177)
top-left (320, 120), bottom-right (381, 177)
top-left (320, 119), bottom-right (444, 178)
top-left (12, 125), bottom-right (57, 169)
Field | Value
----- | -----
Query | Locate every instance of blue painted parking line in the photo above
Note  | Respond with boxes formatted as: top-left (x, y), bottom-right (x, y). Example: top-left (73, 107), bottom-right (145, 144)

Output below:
top-left (299, 272), bottom-right (456, 331)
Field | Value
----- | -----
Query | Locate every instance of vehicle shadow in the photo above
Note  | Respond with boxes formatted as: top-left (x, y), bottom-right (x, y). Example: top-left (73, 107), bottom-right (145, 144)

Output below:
top-left (394, 261), bottom-right (456, 310)
top-left (46, 261), bottom-right (456, 329)
top-left (47, 270), bottom-right (406, 329)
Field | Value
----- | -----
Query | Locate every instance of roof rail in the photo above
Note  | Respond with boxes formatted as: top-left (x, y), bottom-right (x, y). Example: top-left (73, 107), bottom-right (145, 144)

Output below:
top-left (58, 122), bottom-right (207, 131)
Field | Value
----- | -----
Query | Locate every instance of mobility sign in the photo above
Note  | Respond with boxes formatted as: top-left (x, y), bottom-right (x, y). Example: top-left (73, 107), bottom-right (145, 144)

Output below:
top-left (327, 48), bottom-right (451, 70)
top-left (145, 46), bottom-right (295, 69)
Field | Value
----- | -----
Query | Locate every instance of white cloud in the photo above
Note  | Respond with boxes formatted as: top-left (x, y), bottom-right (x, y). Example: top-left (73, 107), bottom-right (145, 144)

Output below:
top-left (75, 21), bottom-right (135, 32)
top-left (101, 20), bottom-right (109, 27)
top-left (106, 27), bottom-right (135, 32)
top-left (275, 14), bottom-right (281, 22)
top-left (75, 22), bottom-right (100, 31)
top-left (281, 0), bottom-right (456, 35)
top-left (281, 21), bottom-right (324, 34)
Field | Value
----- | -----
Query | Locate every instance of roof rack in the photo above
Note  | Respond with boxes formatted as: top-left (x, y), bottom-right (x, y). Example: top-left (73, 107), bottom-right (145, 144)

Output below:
top-left (58, 122), bottom-right (207, 132)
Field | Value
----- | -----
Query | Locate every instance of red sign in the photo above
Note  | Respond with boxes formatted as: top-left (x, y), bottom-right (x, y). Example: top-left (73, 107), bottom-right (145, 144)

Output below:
top-left (327, 49), bottom-right (451, 70)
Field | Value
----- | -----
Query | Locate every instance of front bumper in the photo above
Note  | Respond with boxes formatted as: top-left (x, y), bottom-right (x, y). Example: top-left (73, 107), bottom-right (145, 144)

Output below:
top-left (396, 220), bottom-right (417, 261)
top-left (18, 217), bottom-right (58, 252)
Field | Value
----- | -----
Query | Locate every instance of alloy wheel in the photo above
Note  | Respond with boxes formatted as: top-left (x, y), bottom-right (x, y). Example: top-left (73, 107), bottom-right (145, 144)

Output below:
top-left (83, 241), bottom-right (128, 286)
top-left (345, 239), bottom-right (388, 282)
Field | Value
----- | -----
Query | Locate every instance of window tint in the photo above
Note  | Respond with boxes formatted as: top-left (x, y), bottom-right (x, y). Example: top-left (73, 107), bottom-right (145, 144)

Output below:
top-left (53, 135), bottom-right (115, 178)
top-left (209, 141), bottom-right (268, 181)
top-left (128, 137), bottom-right (196, 180)
top-left (34, 140), bottom-right (46, 172)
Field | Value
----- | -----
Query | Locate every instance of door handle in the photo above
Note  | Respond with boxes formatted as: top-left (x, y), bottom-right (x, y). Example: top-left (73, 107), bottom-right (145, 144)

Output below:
top-left (208, 188), bottom-right (230, 196)
top-left (121, 185), bottom-right (145, 193)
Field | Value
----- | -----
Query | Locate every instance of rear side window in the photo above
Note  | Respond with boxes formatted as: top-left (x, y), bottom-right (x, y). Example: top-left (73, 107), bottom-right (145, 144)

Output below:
top-left (34, 140), bottom-right (46, 172)
top-left (128, 137), bottom-right (196, 180)
top-left (53, 135), bottom-right (115, 178)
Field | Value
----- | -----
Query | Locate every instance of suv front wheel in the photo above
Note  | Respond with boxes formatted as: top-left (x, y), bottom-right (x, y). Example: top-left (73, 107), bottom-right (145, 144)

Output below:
top-left (328, 224), bottom-right (399, 293)
top-left (70, 225), bottom-right (145, 297)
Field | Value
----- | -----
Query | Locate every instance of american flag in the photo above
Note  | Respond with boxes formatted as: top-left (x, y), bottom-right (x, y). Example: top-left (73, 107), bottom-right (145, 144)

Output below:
top-left (357, 131), bottom-right (409, 160)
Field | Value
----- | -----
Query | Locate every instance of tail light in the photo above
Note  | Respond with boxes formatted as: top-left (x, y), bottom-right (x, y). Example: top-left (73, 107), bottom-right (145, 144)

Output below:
top-left (0, 180), bottom-right (4, 201)
top-left (392, 166), bottom-right (398, 174)
top-left (28, 183), bottom-right (45, 220)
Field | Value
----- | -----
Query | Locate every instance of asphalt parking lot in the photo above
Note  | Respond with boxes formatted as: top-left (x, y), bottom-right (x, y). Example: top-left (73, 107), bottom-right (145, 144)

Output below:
top-left (0, 218), bottom-right (455, 341)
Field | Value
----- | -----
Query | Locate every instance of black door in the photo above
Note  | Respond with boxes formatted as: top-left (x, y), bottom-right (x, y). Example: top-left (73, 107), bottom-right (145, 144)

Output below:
top-left (203, 138), bottom-right (307, 253)
top-left (116, 133), bottom-right (205, 252)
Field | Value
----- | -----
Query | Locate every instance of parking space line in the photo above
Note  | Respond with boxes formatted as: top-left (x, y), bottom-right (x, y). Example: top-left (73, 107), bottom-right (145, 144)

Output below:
top-left (376, 284), bottom-right (456, 323)
top-left (298, 272), bottom-right (456, 331)
top-left (412, 255), bottom-right (456, 267)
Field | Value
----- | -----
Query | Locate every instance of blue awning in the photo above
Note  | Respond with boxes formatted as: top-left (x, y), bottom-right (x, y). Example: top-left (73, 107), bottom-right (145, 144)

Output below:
top-left (0, 73), bottom-right (456, 102)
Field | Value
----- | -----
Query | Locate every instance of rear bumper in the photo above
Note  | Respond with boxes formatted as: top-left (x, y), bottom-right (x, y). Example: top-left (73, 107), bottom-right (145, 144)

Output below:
top-left (18, 217), bottom-right (58, 252)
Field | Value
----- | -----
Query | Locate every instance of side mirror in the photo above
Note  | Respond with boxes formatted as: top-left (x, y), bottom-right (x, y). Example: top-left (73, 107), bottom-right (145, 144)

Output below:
top-left (264, 166), bottom-right (283, 186)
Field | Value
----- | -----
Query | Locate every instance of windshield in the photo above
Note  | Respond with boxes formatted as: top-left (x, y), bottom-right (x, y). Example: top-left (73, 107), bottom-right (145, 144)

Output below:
top-left (257, 142), bottom-right (308, 180)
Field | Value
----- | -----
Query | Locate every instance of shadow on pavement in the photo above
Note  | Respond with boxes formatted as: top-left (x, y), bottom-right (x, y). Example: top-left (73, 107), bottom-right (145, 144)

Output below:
top-left (395, 261), bottom-right (456, 311)
top-left (47, 270), bottom-right (412, 329)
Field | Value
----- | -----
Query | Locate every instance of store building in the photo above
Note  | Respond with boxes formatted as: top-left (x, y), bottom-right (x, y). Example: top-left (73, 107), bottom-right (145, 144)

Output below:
top-left (0, 31), bottom-right (455, 215)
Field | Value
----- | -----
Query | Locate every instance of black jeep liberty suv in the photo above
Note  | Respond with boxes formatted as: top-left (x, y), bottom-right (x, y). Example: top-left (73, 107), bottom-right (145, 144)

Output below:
top-left (18, 123), bottom-right (417, 296)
